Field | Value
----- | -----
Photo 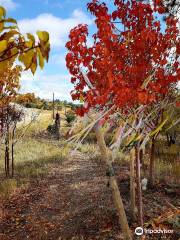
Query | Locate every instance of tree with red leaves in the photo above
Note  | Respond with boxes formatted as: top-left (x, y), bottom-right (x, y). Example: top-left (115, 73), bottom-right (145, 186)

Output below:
top-left (66, 0), bottom-right (179, 115)
top-left (66, 0), bottom-right (179, 239)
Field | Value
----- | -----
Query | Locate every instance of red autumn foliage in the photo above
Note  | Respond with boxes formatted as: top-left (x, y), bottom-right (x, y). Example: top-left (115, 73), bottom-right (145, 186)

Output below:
top-left (66, 0), bottom-right (179, 116)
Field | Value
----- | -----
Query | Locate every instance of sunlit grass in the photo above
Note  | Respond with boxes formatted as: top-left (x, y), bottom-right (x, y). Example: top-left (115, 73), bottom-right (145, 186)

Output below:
top-left (0, 179), bottom-right (18, 198)
top-left (0, 109), bottom-right (71, 197)
top-left (0, 137), bottom-right (70, 197)
top-left (0, 107), bottom-right (179, 198)
top-left (17, 109), bottom-right (69, 137)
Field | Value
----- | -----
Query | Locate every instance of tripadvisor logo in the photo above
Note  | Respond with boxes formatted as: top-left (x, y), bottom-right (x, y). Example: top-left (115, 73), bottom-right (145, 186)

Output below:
top-left (135, 227), bottom-right (174, 236)
top-left (135, 227), bottom-right (144, 236)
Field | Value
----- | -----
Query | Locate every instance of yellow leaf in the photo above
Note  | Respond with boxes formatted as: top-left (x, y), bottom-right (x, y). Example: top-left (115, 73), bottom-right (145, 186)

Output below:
top-left (39, 40), bottom-right (50, 61)
top-left (18, 49), bottom-right (34, 69)
top-left (79, 94), bottom-right (84, 103)
top-left (30, 62), bottom-right (37, 75)
top-left (126, 134), bottom-right (142, 147)
top-left (0, 60), bottom-right (9, 73)
top-left (4, 25), bottom-right (17, 30)
top-left (4, 30), bottom-right (19, 40)
top-left (4, 18), bottom-right (17, 24)
top-left (0, 22), bottom-right (4, 31)
top-left (37, 31), bottom-right (49, 42)
top-left (11, 47), bottom-right (19, 57)
top-left (25, 40), bottom-right (33, 48)
top-left (0, 6), bottom-right (6, 18)
top-left (150, 118), bottom-right (169, 137)
top-left (0, 40), bottom-right (8, 52)
top-left (37, 48), bottom-right (44, 69)
top-left (27, 33), bottom-right (35, 44)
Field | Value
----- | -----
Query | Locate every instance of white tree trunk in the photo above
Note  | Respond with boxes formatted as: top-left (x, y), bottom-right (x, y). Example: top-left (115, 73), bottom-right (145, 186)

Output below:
top-left (94, 122), bottom-right (132, 240)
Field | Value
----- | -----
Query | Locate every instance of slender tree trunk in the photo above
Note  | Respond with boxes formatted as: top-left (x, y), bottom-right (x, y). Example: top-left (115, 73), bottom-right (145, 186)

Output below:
top-left (5, 126), bottom-right (10, 178)
top-left (11, 142), bottom-right (14, 177)
top-left (7, 147), bottom-right (10, 177)
top-left (5, 144), bottom-right (10, 177)
top-left (166, 133), bottom-right (171, 146)
top-left (94, 122), bottom-right (132, 240)
top-left (55, 113), bottom-right (60, 140)
top-left (149, 137), bottom-right (155, 186)
top-left (11, 125), bottom-right (16, 178)
top-left (135, 144), bottom-right (143, 227)
top-left (130, 148), bottom-right (136, 221)
top-left (52, 92), bottom-right (55, 119)
top-left (5, 149), bottom-right (7, 177)
top-left (140, 149), bottom-right (146, 175)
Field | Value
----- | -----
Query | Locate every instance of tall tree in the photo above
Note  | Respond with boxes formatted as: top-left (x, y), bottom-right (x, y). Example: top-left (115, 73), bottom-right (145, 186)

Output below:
top-left (0, 5), bottom-right (51, 176)
top-left (66, 0), bottom-right (179, 238)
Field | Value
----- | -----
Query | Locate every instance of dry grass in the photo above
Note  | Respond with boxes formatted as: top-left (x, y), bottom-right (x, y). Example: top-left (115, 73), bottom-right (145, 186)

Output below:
top-left (0, 107), bottom-right (179, 197)
top-left (0, 179), bottom-right (18, 198)
top-left (154, 156), bottom-right (180, 184)
top-left (17, 108), bottom-right (69, 137)
top-left (154, 140), bottom-right (180, 183)
top-left (0, 137), bottom-right (70, 197)
top-left (0, 109), bottom-right (71, 197)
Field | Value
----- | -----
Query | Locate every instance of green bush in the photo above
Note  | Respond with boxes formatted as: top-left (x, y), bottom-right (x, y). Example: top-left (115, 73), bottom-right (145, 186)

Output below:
top-left (66, 113), bottom-right (76, 124)
top-left (24, 102), bottom-right (37, 108)
top-left (47, 124), bottom-right (56, 134)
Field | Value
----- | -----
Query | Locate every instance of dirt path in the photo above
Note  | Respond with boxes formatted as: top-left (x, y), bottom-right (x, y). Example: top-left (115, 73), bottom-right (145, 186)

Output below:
top-left (0, 152), bottom-right (123, 240)
top-left (0, 151), bottom-right (179, 240)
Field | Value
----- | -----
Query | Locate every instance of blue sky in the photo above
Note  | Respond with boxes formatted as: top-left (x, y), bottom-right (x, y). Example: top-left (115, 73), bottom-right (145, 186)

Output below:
top-left (0, 0), bottom-right (103, 101)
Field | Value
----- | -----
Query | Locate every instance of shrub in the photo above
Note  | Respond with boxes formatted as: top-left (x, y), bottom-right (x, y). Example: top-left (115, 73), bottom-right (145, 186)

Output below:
top-left (66, 113), bottom-right (76, 124)
top-left (47, 124), bottom-right (56, 134)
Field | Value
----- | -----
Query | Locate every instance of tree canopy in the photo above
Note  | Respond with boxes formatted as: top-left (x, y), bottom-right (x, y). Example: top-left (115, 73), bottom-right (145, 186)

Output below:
top-left (66, 0), bottom-right (179, 116)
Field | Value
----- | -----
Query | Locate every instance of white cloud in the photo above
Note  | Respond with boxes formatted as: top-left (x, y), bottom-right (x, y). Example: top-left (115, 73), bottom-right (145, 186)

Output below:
top-left (0, 0), bottom-right (18, 10)
top-left (20, 71), bottom-right (73, 101)
top-left (18, 7), bottom-right (93, 101)
top-left (18, 9), bottom-right (93, 48)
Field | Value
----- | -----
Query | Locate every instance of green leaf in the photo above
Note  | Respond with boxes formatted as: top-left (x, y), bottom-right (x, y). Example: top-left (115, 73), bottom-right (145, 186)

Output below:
top-left (0, 6), bottom-right (6, 19)
top-left (37, 31), bottom-right (49, 42)
top-left (0, 40), bottom-right (8, 52)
